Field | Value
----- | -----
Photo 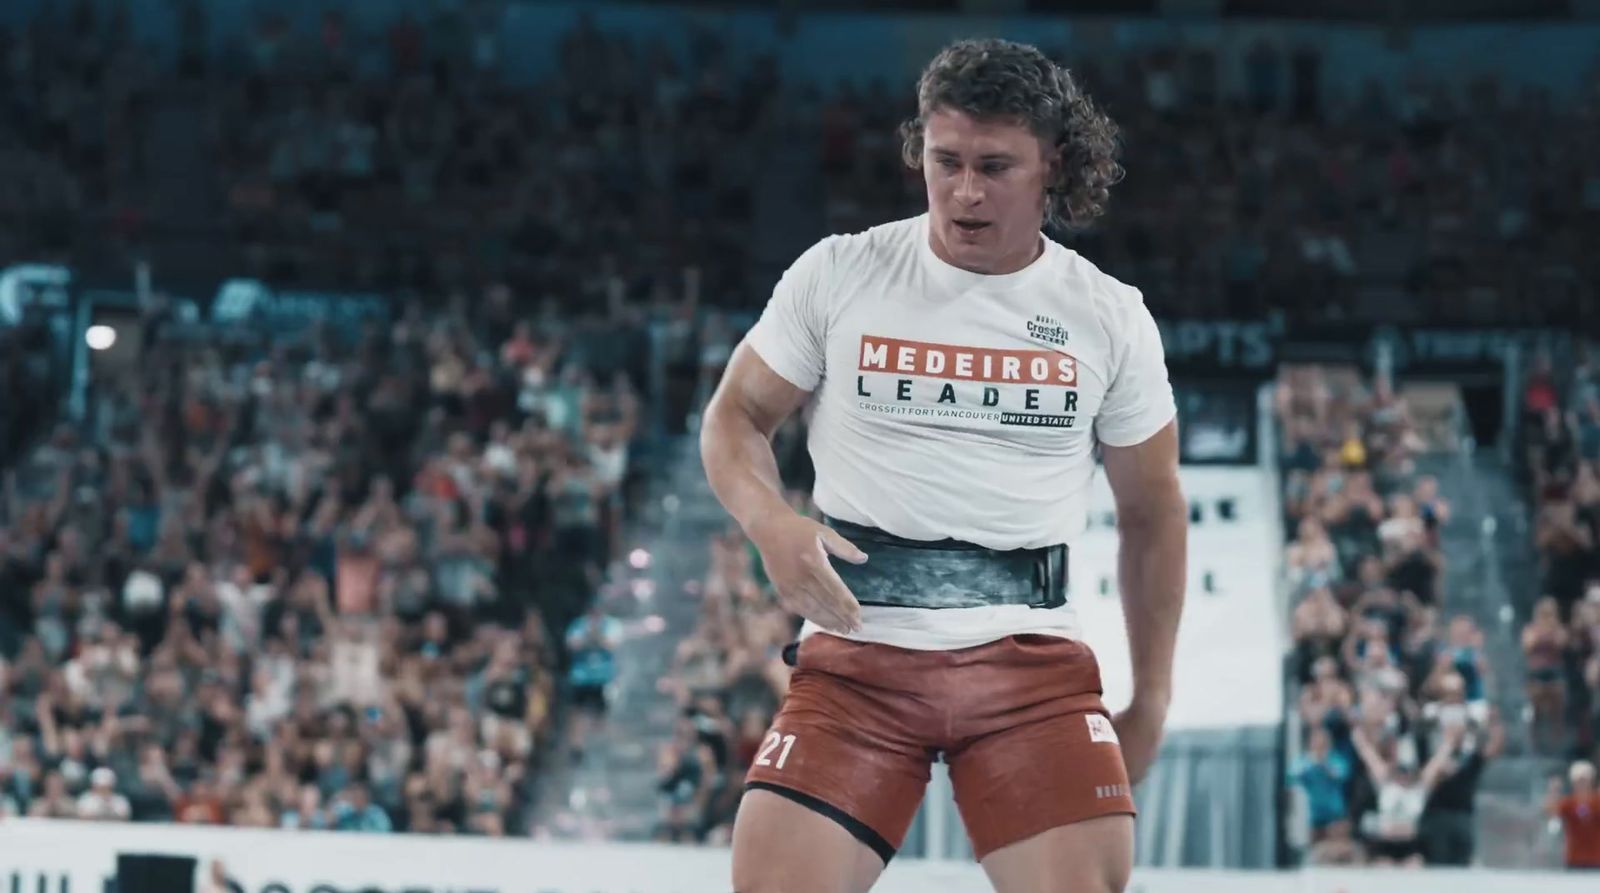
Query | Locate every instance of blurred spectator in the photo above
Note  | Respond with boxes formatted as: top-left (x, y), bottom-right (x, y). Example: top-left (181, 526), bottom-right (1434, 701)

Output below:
top-left (1525, 596), bottom-right (1571, 752)
top-left (564, 602), bottom-right (621, 763)
top-left (1419, 697), bottom-right (1504, 866)
top-left (77, 766), bottom-right (131, 821)
top-left (28, 771), bottom-right (78, 818)
top-left (1291, 587), bottom-right (1346, 682)
top-left (332, 781), bottom-right (392, 833)
top-left (280, 784), bottom-right (329, 831)
top-left (1289, 725), bottom-right (1353, 843)
top-left (655, 713), bottom-right (716, 843)
top-left (1546, 760), bottom-right (1600, 870)
top-left (1349, 722), bottom-right (1460, 867)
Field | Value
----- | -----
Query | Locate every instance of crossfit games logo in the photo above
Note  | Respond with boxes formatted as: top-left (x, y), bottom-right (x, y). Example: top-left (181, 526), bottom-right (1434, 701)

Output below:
top-left (1026, 314), bottom-right (1069, 348)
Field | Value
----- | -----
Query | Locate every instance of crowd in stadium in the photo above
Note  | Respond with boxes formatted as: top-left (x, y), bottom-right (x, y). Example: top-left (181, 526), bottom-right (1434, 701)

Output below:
top-left (0, 5), bottom-right (770, 310)
top-left (4, 0), bottom-right (1600, 874)
top-left (1280, 366), bottom-right (1505, 867)
top-left (0, 285), bottom-right (646, 833)
top-left (650, 511), bottom-right (809, 843)
top-left (1520, 345), bottom-right (1600, 760)
top-left (821, 45), bottom-right (1598, 329)
top-left (4, 6), bottom-right (1597, 327)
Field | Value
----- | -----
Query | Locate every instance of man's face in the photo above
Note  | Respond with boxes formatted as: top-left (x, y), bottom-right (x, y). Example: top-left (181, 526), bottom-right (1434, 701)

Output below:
top-left (921, 107), bottom-right (1055, 275)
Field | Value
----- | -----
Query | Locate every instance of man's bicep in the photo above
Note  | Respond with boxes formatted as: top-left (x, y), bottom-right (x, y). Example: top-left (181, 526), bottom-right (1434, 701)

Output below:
top-left (708, 341), bottom-right (813, 439)
top-left (1100, 420), bottom-right (1183, 521)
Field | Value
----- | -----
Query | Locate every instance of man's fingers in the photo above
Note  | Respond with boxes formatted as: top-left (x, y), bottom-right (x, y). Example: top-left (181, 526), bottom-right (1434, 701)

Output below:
top-left (803, 563), bottom-right (861, 631)
top-left (818, 529), bottom-right (868, 565)
top-left (796, 587), bottom-right (853, 634)
top-left (814, 568), bottom-right (862, 631)
top-left (779, 585), bottom-right (851, 634)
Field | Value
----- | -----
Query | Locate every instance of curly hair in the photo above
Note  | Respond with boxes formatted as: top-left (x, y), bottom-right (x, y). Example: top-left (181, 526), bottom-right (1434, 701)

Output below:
top-left (900, 39), bottom-right (1123, 231)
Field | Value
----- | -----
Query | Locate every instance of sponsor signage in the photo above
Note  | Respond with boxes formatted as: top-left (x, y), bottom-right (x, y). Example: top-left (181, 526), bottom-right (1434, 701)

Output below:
top-left (210, 279), bottom-right (390, 337)
top-left (1155, 319), bottom-right (1281, 373)
top-left (2, 819), bottom-right (1590, 893)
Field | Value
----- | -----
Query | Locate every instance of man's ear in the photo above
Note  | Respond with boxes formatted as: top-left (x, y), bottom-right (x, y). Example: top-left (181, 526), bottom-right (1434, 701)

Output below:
top-left (1041, 139), bottom-right (1064, 196)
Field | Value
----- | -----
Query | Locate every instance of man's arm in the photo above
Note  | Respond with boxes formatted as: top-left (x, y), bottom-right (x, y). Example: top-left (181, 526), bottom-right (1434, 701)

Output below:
top-left (699, 343), bottom-right (863, 633)
top-left (1101, 420), bottom-right (1186, 709)
top-left (698, 343), bottom-right (811, 538)
top-left (1544, 778), bottom-right (1567, 817)
top-left (1483, 709), bottom-right (1506, 759)
top-left (1348, 725), bottom-right (1391, 785)
top-left (1421, 726), bottom-right (1463, 791)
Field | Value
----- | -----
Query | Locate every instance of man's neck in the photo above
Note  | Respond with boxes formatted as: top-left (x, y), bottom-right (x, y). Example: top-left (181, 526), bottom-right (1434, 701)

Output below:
top-left (929, 230), bottom-right (1044, 276)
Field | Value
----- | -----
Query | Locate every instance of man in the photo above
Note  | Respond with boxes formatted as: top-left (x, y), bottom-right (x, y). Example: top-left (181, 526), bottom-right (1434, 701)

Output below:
top-left (1419, 697), bottom-right (1504, 865)
top-left (701, 39), bottom-right (1185, 893)
top-left (1546, 760), bottom-right (1600, 870)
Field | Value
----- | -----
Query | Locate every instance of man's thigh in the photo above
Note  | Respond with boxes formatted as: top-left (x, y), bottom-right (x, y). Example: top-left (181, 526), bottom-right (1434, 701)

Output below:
top-left (741, 661), bottom-right (934, 865)
top-left (947, 705), bottom-right (1136, 863)
top-left (980, 815), bottom-right (1134, 893)
top-left (731, 789), bottom-right (886, 893)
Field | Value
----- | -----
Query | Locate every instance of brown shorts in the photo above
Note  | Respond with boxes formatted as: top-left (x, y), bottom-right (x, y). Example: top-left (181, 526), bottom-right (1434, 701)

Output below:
top-left (744, 632), bottom-right (1135, 863)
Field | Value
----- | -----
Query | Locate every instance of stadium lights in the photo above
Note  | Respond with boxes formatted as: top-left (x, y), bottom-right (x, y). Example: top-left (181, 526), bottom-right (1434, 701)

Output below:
top-left (85, 325), bottom-right (117, 351)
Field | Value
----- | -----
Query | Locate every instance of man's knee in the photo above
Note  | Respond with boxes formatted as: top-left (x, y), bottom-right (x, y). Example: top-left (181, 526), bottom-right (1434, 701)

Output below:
top-left (980, 816), bottom-right (1133, 893)
top-left (1087, 854), bottom-right (1132, 893)
top-left (730, 789), bottom-right (885, 893)
top-left (731, 866), bottom-right (849, 893)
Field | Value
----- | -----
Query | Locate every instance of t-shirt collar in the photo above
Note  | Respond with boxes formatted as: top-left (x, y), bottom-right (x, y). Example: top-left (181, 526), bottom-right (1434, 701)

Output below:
top-left (917, 213), bottom-right (1057, 293)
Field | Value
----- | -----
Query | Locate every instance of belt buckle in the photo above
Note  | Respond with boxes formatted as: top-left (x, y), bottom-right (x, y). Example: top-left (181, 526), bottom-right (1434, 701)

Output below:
top-left (1032, 546), bottom-right (1067, 610)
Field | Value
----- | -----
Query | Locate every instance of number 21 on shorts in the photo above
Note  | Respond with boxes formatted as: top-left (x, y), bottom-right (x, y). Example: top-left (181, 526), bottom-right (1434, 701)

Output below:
top-left (756, 731), bottom-right (797, 769)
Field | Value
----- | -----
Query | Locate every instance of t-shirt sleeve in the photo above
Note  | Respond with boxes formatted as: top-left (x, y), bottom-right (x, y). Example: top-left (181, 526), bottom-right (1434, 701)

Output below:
top-left (744, 237), bottom-right (836, 391)
top-left (1095, 290), bottom-right (1177, 448)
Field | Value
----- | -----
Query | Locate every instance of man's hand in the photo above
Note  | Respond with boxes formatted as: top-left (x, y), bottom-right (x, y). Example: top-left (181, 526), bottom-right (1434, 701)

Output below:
top-left (747, 511), bottom-right (866, 635)
top-left (1546, 776), bottom-right (1567, 816)
top-left (1112, 695), bottom-right (1169, 786)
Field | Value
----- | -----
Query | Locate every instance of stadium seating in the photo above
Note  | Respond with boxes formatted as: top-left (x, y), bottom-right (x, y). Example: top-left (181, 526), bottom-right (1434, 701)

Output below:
top-left (1279, 365), bottom-right (1505, 866)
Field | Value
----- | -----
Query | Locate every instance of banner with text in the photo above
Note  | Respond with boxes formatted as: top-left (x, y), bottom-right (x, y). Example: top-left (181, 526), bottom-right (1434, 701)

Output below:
top-left (4, 819), bottom-right (1589, 893)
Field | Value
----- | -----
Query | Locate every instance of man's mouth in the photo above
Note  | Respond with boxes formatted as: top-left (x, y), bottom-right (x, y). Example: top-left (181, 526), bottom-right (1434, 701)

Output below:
top-left (953, 219), bottom-right (991, 233)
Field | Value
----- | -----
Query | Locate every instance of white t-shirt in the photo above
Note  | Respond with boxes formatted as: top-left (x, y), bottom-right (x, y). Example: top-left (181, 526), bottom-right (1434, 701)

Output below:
top-left (1370, 780), bottom-right (1426, 839)
top-left (745, 214), bottom-right (1176, 651)
top-left (76, 790), bottom-right (131, 821)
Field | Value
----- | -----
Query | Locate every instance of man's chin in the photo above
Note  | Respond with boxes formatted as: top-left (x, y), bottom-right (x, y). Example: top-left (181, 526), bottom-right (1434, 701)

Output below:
top-left (949, 244), bottom-right (1003, 273)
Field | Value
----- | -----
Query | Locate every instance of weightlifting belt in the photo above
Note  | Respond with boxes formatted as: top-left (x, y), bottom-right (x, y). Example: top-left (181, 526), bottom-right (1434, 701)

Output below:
top-left (821, 515), bottom-right (1068, 610)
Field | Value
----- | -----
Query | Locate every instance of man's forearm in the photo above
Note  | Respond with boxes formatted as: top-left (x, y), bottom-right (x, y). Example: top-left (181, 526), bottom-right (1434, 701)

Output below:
top-left (699, 403), bottom-right (794, 535)
top-left (1118, 491), bottom-right (1187, 705)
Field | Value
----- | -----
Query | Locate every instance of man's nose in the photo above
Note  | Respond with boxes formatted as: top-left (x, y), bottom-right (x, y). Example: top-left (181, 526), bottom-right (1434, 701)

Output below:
top-left (953, 168), bottom-right (983, 205)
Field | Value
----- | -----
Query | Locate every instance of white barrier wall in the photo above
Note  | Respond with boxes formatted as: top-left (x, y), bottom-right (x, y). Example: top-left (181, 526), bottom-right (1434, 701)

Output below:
top-left (0, 819), bottom-right (1589, 893)
top-left (1072, 466), bottom-right (1286, 729)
